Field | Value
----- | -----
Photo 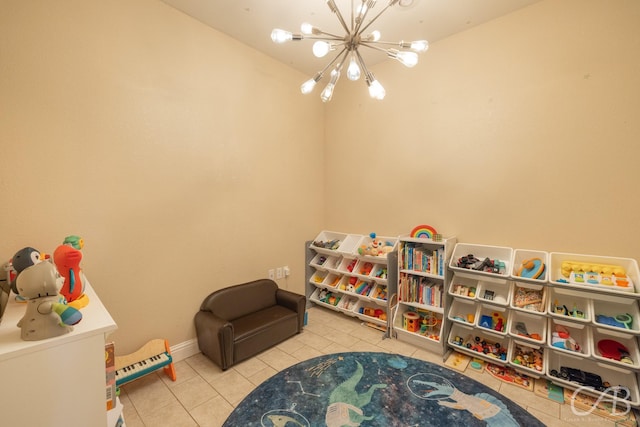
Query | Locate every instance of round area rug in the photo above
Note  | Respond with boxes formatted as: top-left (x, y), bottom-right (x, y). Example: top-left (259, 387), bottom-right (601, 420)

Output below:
top-left (223, 352), bottom-right (544, 426)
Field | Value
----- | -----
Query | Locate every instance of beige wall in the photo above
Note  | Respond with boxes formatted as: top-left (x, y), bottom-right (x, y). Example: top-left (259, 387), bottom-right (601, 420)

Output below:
top-left (1, 0), bottom-right (639, 355)
top-left (325, 0), bottom-right (640, 262)
top-left (0, 0), bottom-right (324, 354)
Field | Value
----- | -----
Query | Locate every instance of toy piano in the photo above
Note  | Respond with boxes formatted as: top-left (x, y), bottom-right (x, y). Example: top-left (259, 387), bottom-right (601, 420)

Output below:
top-left (115, 338), bottom-right (176, 386)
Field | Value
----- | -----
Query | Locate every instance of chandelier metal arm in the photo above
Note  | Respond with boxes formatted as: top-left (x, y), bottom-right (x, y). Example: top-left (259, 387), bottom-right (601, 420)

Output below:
top-left (357, 0), bottom-right (399, 35)
top-left (326, 0), bottom-right (351, 34)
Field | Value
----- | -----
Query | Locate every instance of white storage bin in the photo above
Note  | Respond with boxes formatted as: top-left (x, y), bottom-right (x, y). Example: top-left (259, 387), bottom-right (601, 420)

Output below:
top-left (546, 350), bottom-right (640, 406)
top-left (370, 264), bottom-right (389, 282)
top-left (449, 243), bottom-right (512, 281)
top-left (323, 273), bottom-right (341, 288)
top-left (310, 288), bottom-right (342, 308)
top-left (511, 282), bottom-right (547, 314)
top-left (356, 234), bottom-right (397, 259)
top-left (476, 280), bottom-right (512, 306)
top-left (310, 231), bottom-right (349, 255)
top-left (508, 310), bottom-right (546, 345)
top-left (353, 300), bottom-right (387, 322)
top-left (448, 274), bottom-right (479, 300)
top-left (476, 303), bottom-right (508, 335)
top-left (592, 293), bottom-right (640, 333)
top-left (547, 287), bottom-right (591, 324)
top-left (547, 318), bottom-right (591, 357)
top-left (448, 323), bottom-right (509, 365)
top-left (335, 275), bottom-right (354, 292)
top-left (549, 252), bottom-right (639, 294)
top-left (310, 253), bottom-right (330, 270)
top-left (337, 257), bottom-right (359, 275)
top-left (510, 249), bottom-right (548, 283)
top-left (591, 327), bottom-right (640, 369)
top-left (309, 270), bottom-right (328, 286)
top-left (369, 283), bottom-right (388, 302)
top-left (337, 296), bottom-right (359, 313)
top-left (353, 260), bottom-right (377, 279)
top-left (509, 340), bottom-right (545, 377)
top-left (448, 298), bottom-right (478, 326)
top-left (323, 255), bottom-right (342, 272)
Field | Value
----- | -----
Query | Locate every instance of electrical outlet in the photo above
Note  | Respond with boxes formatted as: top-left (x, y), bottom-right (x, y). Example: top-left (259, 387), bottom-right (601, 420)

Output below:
top-left (283, 266), bottom-right (290, 277)
top-left (276, 267), bottom-right (283, 279)
top-left (268, 269), bottom-right (275, 280)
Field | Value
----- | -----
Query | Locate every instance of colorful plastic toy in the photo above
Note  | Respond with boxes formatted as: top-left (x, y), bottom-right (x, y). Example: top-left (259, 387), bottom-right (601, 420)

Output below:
top-left (15, 261), bottom-right (82, 341)
top-left (54, 237), bottom-right (89, 309)
top-left (516, 258), bottom-right (546, 279)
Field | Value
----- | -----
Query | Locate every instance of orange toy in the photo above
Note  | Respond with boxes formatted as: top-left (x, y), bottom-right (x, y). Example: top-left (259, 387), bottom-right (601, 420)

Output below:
top-left (53, 244), bottom-right (88, 308)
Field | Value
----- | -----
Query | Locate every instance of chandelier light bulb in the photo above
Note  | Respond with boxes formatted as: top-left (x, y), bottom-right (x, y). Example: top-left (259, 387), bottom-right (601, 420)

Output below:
top-left (312, 41), bottom-right (332, 58)
top-left (300, 22), bottom-right (314, 35)
top-left (271, 29), bottom-right (292, 44)
top-left (300, 78), bottom-right (318, 94)
top-left (410, 40), bottom-right (429, 52)
top-left (367, 30), bottom-right (381, 42)
top-left (321, 83), bottom-right (335, 102)
top-left (347, 56), bottom-right (361, 81)
top-left (367, 78), bottom-right (386, 100)
top-left (388, 49), bottom-right (418, 67)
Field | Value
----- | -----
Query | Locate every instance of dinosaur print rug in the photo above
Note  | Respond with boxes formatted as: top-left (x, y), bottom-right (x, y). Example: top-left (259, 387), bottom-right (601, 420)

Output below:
top-left (223, 352), bottom-right (544, 426)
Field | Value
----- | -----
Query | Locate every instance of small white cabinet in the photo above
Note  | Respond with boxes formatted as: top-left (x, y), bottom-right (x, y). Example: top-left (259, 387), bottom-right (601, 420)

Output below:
top-left (0, 282), bottom-right (118, 427)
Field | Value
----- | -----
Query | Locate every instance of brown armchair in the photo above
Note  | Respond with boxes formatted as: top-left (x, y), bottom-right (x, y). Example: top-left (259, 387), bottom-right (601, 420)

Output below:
top-left (194, 279), bottom-right (305, 370)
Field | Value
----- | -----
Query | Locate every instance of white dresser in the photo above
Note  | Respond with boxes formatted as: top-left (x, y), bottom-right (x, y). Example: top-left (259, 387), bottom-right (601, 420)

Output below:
top-left (0, 282), bottom-right (118, 427)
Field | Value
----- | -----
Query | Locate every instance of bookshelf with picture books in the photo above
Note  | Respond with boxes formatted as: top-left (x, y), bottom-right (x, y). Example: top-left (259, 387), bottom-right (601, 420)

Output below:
top-left (392, 235), bottom-right (457, 355)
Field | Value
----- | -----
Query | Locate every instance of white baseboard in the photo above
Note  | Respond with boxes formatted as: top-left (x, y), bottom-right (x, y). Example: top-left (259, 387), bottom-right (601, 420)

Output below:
top-left (169, 338), bottom-right (200, 362)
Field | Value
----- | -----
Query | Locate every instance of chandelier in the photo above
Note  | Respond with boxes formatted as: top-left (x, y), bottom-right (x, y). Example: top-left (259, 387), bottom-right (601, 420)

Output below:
top-left (271, 0), bottom-right (428, 102)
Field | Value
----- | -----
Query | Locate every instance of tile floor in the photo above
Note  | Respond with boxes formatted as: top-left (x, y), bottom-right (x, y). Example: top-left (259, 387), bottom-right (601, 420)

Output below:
top-left (119, 307), bottom-right (632, 426)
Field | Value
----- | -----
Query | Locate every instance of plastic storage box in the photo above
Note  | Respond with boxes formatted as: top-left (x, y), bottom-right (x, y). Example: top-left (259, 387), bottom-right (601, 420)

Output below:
top-left (508, 310), bottom-right (546, 345)
top-left (547, 318), bottom-right (591, 358)
top-left (450, 243), bottom-right (513, 281)
top-left (591, 293), bottom-right (640, 334)
top-left (448, 298), bottom-right (478, 326)
top-left (476, 280), bottom-right (513, 306)
top-left (510, 249), bottom-right (549, 283)
top-left (511, 282), bottom-right (547, 314)
top-left (547, 287), bottom-right (592, 324)
top-left (591, 326), bottom-right (640, 369)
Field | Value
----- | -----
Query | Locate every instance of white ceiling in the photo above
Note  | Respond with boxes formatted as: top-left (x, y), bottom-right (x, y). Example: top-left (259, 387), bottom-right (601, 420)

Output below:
top-left (161, 0), bottom-right (539, 76)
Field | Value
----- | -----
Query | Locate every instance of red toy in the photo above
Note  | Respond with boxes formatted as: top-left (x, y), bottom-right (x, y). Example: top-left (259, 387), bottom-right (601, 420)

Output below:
top-left (53, 242), bottom-right (88, 308)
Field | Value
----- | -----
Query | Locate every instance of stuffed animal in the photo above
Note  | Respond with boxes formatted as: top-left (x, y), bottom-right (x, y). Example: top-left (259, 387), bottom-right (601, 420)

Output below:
top-left (358, 233), bottom-right (394, 257)
top-left (9, 247), bottom-right (45, 295)
top-left (53, 235), bottom-right (89, 309)
top-left (15, 261), bottom-right (82, 341)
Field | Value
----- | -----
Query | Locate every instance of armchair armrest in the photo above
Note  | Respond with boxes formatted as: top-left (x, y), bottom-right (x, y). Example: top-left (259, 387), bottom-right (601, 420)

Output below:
top-left (276, 289), bottom-right (306, 331)
top-left (194, 311), bottom-right (234, 370)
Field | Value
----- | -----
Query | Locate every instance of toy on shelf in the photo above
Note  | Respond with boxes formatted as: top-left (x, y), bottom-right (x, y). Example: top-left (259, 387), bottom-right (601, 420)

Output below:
top-left (551, 300), bottom-right (585, 319)
top-left (451, 283), bottom-right (476, 298)
top-left (514, 322), bottom-right (542, 341)
top-left (512, 345), bottom-right (544, 372)
top-left (549, 366), bottom-right (629, 397)
top-left (403, 311), bottom-right (420, 332)
top-left (456, 254), bottom-right (506, 274)
top-left (409, 224), bottom-right (442, 242)
top-left (595, 313), bottom-right (633, 330)
top-left (457, 335), bottom-right (507, 360)
top-left (8, 247), bottom-right (47, 296)
top-left (359, 262), bottom-right (374, 275)
top-left (550, 325), bottom-right (581, 353)
top-left (558, 260), bottom-right (633, 289)
top-left (312, 239), bottom-right (341, 250)
top-left (516, 258), bottom-right (546, 280)
top-left (358, 233), bottom-right (394, 257)
top-left (597, 339), bottom-right (633, 364)
top-left (53, 235), bottom-right (89, 309)
top-left (479, 311), bottom-right (506, 333)
top-left (15, 260), bottom-right (82, 341)
top-left (513, 286), bottom-right (544, 312)
top-left (360, 306), bottom-right (386, 321)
